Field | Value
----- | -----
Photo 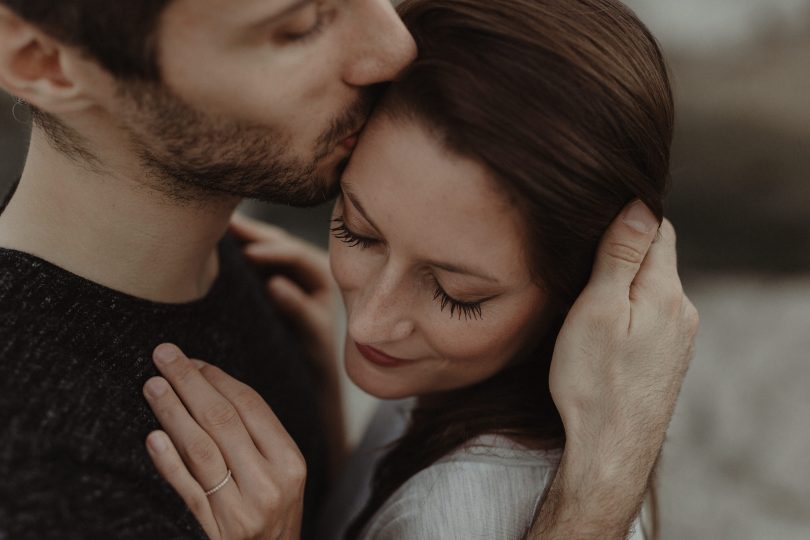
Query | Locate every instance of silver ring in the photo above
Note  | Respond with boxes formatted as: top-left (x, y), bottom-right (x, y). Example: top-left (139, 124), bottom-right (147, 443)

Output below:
top-left (204, 469), bottom-right (232, 497)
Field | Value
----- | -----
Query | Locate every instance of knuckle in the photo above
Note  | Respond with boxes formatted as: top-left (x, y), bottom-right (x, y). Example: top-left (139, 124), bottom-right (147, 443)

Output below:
top-left (662, 291), bottom-right (685, 316)
top-left (172, 362), bottom-right (199, 385)
top-left (240, 515), bottom-right (267, 540)
top-left (685, 303), bottom-right (700, 335)
top-left (607, 240), bottom-right (646, 267)
top-left (186, 437), bottom-right (219, 467)
top-left (232, 387), bottom-right (265, 415)
top-left (655, 281), bottom-right (685, 315)
top-left (202, 400), bottom-right (240, 428)
top-left (257, 480), bottom-right (283, 510)
top-left (160, 456), bottom-right (184, 477)
top-left (659, 219), bottom-right (677, 244)
top-left (197, 362), bottom-right (221, 378)
top-left (285, 451), bottom-right (308, 487)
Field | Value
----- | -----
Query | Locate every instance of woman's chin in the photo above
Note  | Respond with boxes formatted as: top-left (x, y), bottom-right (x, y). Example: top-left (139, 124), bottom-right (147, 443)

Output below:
top-left (344, 353), bottom-right (419, 400)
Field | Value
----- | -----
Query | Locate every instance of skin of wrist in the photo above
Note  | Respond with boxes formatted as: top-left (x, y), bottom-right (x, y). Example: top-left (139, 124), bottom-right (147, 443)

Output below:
top-left (557, 432), bottom-right (658, 510)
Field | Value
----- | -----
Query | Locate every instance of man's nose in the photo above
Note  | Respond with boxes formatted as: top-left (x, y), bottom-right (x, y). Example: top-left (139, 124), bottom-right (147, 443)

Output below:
top-left (343, 0), bottom-right (418, 87)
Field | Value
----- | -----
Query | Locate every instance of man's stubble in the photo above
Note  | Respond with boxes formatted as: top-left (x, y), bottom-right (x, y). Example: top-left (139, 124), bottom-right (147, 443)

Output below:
top-left (117, 82), bottom-right (374, 207)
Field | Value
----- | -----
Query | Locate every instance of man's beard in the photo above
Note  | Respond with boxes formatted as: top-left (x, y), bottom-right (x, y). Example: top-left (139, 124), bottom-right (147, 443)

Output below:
top-left (117, 82), bottom-right (374, 207)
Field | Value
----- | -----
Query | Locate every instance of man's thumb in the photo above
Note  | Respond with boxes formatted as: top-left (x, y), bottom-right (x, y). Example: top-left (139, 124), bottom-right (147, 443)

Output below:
top-left (589, 200), bottom-right (659, 295)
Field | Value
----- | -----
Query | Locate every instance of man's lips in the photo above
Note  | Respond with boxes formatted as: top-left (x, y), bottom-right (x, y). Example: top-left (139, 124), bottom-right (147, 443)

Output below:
top-left (355, 342), bottom-right (412, 368)
top-left (340, 132), bottom-right (360, 150)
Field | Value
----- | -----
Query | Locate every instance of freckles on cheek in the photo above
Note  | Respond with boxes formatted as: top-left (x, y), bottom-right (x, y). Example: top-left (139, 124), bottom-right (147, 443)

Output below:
top-left (329, 245), bottom-right (352, 288)
top-left (430, 322), bottom-right (509, 364)
top-left (431, 311), bottom-right (537, 368)
top-left (329, 243), bottom-right (368, 299)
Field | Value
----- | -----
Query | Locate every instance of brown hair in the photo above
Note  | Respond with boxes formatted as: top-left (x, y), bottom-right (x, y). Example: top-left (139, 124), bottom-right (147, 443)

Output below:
top-left (346, 0), bottom-right (673, 537)
top-left (1, 0), bottom-right (171, 156)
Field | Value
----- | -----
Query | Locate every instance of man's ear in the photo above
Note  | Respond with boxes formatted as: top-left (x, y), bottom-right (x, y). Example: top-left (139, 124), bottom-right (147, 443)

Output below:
top-left (0, 5), bottom-right (99, 114)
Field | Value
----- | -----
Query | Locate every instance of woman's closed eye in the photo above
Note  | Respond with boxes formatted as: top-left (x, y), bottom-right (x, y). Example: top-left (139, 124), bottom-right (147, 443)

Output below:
top-left (432, 280), bottom-right (485, 321)
top-left (331, 216), bottom-right (492, 321)
top-left (330, 216), bottom-right (379, 248)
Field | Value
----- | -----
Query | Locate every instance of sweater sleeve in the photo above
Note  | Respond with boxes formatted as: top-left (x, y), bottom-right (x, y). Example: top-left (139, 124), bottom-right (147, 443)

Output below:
top-left (0, 453), bottom-right (207, 540)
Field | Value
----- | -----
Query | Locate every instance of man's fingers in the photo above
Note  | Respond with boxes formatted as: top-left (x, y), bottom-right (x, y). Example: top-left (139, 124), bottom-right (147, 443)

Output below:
top-left (631, 218), bottom-right (680, 299)
top-left (590, 200), bottom-right (660, 299)
top-left (146, 431), bottom-right (220, 539)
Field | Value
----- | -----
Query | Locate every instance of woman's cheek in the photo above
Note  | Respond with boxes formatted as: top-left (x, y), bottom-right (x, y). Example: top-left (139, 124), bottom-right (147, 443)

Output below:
top-left (329, 240), bottom-right (357, 293)
top-left (426, 305), bottom-right (539, 377)
top-left (426, 315), bottom-right (506, 362)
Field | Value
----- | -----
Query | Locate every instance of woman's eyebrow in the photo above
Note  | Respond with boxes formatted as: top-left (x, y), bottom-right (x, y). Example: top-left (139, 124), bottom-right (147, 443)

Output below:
top-left (428, 259), bottom-right (501, 284)
top-left (250, 0), bottom-right (316, 29)
top-left (342, 185), bottom-right (500, 284)
top-left (343, 188), bottom-right (383, 235)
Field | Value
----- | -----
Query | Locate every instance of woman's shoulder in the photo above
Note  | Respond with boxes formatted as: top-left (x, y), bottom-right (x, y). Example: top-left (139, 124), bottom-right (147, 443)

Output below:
top-left (438, 433), bottom-right (563, 468)
top-left (360, 435), bottom-right (563, 540)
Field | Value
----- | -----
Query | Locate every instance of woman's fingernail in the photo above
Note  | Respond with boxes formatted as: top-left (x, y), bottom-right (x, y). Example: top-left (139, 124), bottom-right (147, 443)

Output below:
top-left (622, 200), bottom-right (656, 233)
top-left (154, 343), bottom-right (180, 365)
top-left (148, 432), bottom-right (169, 454)
top-left (145, 378), bottom-right (169, 399)
top-left (192, 359), bottom-right (206, 370)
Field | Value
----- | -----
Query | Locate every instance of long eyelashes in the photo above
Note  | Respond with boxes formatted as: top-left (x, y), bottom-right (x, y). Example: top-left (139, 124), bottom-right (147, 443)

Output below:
top-left (332, 215), bottom-right (484, 321)
top-left (433, 285), bottom-right (484, 321)
top-left (330, 217), bottom-right (377, 248)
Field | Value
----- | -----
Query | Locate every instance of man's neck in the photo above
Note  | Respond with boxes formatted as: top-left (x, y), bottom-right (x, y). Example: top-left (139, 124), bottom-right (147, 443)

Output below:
top-left (0, 128), bottom-right (241, 303)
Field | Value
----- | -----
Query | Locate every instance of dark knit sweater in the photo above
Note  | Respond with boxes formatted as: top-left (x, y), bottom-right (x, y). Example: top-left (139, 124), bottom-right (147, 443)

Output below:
top-left (0, 188), bottom-right (328, 539)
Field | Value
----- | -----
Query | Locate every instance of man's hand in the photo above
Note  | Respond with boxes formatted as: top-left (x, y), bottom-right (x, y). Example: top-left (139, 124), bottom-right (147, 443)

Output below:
top-left (532, 201), bottom-right (699, 539)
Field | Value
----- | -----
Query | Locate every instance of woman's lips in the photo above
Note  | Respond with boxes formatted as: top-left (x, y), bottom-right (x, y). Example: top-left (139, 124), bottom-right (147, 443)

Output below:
top-left (355, 342), bottom-right (411, 368)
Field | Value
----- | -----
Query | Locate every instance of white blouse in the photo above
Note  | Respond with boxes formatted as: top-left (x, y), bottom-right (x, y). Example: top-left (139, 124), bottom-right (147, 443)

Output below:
top-left (317, 400), bottom-right (647, 540)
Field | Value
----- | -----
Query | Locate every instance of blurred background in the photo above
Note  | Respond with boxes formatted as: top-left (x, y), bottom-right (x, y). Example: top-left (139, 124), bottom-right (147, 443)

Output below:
top-left (1, 0), bottom-right (809, 538)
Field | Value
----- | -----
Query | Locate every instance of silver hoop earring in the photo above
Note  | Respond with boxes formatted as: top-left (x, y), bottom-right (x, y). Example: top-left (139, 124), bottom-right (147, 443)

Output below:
top-left (12, 97), bottom-right (30, 123)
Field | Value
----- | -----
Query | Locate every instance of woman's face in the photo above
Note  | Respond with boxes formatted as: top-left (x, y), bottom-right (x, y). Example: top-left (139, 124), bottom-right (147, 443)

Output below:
top-left (330, 112), bottom-right (551, 399)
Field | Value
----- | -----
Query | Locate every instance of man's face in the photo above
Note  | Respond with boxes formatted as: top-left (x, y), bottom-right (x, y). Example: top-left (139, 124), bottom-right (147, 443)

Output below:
top-left (116, 0), bottom-right (416, 206)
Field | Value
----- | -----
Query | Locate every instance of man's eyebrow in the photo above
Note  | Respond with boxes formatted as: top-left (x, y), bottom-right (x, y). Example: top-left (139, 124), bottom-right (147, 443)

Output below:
top-left (252, 0), bottom-right (316, 28)
top-left (343, 188), bottom-right (383, 235)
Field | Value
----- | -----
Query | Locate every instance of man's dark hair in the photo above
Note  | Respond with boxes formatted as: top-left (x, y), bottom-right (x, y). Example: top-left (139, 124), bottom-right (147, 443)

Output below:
top-left (1, 1), bottom-right (171, 157)
top-left (0, 1), bottom-right (170, 79)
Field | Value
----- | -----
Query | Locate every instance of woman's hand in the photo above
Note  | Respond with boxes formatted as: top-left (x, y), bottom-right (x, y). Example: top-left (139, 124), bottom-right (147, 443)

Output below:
top-left (143, 343), bottom-right (305, 540)
top-left (230, 214), bottom-right (341, 378)
top-left (231, 214), bottom-right (348, 477)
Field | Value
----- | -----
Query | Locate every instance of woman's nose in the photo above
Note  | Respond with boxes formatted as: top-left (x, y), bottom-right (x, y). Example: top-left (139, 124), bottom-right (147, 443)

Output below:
top-left (348, 275), bottom-right (415, 345)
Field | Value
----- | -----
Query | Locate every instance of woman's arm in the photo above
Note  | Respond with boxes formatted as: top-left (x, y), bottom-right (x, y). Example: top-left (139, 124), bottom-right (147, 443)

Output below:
top-left (231, 214), bottom-right (348, 477)
top-left (143, 343), bottom-right (306, 540)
